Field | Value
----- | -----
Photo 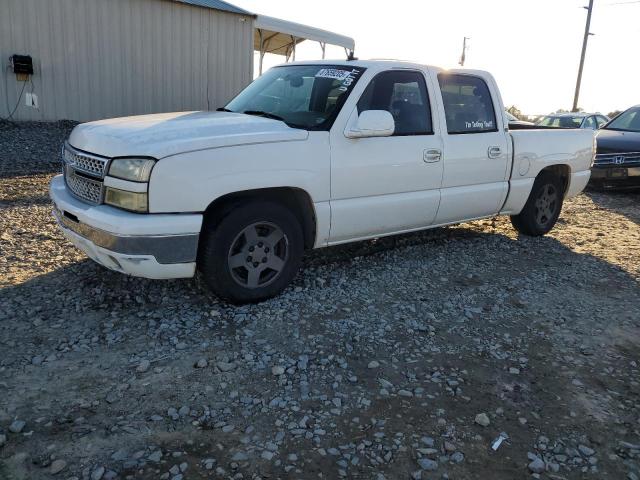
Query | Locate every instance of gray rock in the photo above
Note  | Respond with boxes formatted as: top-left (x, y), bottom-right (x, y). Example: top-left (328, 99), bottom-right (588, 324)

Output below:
top-left (368, 360), bottom-right (380, 369)
top-left (474, 413), bottom-right (490, 427)
top-left (217, 362), bottom-right (235, 372)
top-left (194, 358), bottom-right (208, 368)
top-left (91, 466), bottom-right (105, 480)
top-left (450, 452), bottom-right (464, 464)
top-left (418, 458), bottom-right (438, 471)
top-left (0, 434), bottom-right (6, 447)
top-left (136, 359), bottom-right (150, 372)
top-left (271, 366), bottom-right (285, 375)
top-left (579, 445), bottom-right (595, 457)
top-left (231, 452), bottom-right (249, 462)
top-left (50, 459), bottom-right (67, 475)
top-left (421, 437), bottom-right (435, 447)
top-left (9, 420), bottom-right (26, 433)
top-left (148, 451), bottom-right (163, 463)
top-left (528, 458), bottom-right (545, 473)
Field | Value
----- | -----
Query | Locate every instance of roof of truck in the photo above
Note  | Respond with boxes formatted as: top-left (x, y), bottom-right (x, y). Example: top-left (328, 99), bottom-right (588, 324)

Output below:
top-left (280, 59), bottom-right (446, 72)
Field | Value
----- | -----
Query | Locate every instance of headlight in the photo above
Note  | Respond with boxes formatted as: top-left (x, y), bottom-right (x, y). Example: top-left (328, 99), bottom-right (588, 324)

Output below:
top-left (105, 187), bottom-right (148, 212)
top-left (108, 158), bottom-right (155, 182)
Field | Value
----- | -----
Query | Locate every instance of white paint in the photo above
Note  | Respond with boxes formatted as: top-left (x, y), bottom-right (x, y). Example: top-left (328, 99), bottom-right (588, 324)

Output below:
top-left (69, 111), bottom-right (308, 159)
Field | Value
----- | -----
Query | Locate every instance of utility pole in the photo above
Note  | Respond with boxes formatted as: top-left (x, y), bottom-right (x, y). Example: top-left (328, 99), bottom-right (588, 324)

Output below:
top-left (459, 37), bottom-right (469, 67)
top-left (572, 0), bottom-right (594, 112)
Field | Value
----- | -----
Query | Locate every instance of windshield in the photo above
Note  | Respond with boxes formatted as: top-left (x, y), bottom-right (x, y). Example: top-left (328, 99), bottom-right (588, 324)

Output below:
top-left (604, 107), bottom-right (640, 132)
top-left (537, 115), bottom-right (583, 128)
top-left (225, 65), bottom-right (366, 130)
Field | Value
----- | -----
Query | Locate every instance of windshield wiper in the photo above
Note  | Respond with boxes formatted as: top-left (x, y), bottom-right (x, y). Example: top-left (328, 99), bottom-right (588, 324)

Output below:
top-left (242, 110), bottom-right (306, 130)
top-left (216, 107), bottom-right (233, 112)
top-left (243, 110), bottom-right (287, 122)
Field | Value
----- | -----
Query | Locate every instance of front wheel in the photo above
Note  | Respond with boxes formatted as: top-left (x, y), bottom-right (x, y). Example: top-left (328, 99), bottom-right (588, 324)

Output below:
top-left (198, 201), bottom-right (304, 303)
top-left (510, 172), bottom-right (564, 236)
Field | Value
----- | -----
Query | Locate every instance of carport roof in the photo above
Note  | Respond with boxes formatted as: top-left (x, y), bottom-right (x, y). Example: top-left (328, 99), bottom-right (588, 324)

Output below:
top-left (255, 14), bottom-right (355, 55)
top-left (171, 0), bottom-right (254, 16)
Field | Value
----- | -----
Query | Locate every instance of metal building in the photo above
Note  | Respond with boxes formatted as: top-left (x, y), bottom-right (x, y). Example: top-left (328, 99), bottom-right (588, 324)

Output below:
top-left (1, 0), bottom-right (355, 123)
top-left (1, 0), bottom-right (255, 122)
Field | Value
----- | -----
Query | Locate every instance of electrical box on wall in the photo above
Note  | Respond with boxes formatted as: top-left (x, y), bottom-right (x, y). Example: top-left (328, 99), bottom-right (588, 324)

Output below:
top-left (10, 55), bottom-right (34, 75)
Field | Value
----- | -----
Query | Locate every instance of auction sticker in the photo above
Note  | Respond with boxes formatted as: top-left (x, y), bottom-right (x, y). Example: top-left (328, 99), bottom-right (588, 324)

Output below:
top-left (315, 68), bottom-right (353, 80)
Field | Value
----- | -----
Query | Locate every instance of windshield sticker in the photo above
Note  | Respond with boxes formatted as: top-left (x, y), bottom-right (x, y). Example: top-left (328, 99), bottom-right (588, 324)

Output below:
top-left (337, 68), bottom-right (363, 92)
top-left (465, 120), bottom-right (494, 129)
top-left (315, 68), bottom-right (353, 80)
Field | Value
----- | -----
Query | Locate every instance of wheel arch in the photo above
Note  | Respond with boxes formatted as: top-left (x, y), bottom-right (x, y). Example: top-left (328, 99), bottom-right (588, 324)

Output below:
top-left (538, 164), bottom-right (571, 196)
top-left (201, 187), bottom-right (317, 250)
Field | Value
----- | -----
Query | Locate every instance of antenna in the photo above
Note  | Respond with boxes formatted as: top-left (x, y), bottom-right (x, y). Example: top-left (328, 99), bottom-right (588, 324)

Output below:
top-left (459, 37), bottom-right (470, 66)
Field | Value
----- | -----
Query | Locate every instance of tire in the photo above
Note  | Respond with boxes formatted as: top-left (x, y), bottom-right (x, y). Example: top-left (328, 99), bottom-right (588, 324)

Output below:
top-left (510, 171), bottom-right (564, 236)
top-left (197, 200), bottom-right (304, 304)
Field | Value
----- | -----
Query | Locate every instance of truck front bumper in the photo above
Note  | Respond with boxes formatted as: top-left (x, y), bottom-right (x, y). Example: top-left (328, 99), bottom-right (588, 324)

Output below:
top-left (50, 175), bottom-right (202, 279)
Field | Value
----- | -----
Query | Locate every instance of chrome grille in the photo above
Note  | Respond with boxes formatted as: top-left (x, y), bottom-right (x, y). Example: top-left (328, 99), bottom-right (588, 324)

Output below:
top-left (63, 144), bottom-right (108, 177)
top-left (65, 167), bottom-right (103, 204)
top-left (594, 152), bottom-right (640, 166)
top-left (62, 144), bottom-right (108, 204)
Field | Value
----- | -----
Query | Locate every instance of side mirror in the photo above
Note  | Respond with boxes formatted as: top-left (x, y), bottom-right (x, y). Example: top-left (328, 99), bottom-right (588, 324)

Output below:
top-left (346, 110), bottom-right (395, 139)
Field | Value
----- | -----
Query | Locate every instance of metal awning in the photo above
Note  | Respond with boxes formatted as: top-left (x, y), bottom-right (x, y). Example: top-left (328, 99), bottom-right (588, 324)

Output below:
top-left (254, 15), bottom-right (355, 74)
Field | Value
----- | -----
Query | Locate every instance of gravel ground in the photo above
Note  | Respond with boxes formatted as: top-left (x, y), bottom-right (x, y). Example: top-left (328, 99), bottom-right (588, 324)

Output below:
top-left (1, 120), bottom-right (639, 480)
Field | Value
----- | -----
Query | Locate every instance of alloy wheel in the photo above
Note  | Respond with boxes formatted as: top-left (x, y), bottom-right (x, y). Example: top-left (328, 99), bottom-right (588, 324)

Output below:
top-left (227, 222), bottom-right (289, 289)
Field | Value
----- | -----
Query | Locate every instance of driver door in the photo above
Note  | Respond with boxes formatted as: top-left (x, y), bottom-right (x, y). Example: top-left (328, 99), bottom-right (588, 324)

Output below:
top-left (329, 69), bottom-right (443, 243)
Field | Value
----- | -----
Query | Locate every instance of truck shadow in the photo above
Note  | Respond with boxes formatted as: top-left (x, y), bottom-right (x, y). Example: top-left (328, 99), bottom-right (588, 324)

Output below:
top-left (584, 188), bottom-right (640, 225)
top-left (1, 223), bottom-right (637, 313)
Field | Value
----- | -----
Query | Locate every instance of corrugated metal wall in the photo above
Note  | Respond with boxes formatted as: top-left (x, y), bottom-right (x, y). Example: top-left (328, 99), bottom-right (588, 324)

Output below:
top-left (0, 0), bottom-right (254, 122)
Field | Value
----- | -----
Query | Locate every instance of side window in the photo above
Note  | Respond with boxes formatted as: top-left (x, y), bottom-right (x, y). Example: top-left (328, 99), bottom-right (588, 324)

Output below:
top-left (596, 116), bottom-right (608, 128)
top-left (583, 116), bottom-right (597, 130)
top-left (437, 74), bottom-right (498, 134)
top-left (357, 70), bottom-right (433, 136)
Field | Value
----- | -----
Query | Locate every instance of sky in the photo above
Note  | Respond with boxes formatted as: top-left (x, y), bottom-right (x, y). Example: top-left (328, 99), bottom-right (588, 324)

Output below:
top-left (232, 0), bottom-right (639, 116)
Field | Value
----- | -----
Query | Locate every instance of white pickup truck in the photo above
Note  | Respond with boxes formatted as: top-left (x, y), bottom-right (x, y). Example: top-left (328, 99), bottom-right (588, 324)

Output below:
top-left (50, 60), bottom-right (595, 303)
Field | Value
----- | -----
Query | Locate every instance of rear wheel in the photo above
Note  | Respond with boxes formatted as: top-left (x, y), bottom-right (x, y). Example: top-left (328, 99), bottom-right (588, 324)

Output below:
top-left (198, 201), bottom-right (304, 303)
top-left (510, 171), bottom-right (564, 236)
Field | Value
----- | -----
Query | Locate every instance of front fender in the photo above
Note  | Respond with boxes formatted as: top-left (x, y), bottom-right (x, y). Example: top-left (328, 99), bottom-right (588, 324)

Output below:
top-left (148, 134), bottom-right (330, 213)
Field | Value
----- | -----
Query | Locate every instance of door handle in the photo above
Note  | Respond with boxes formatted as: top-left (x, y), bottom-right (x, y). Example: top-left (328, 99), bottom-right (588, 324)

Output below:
top-left (424, 149), bottom-right (442, 163)
top-left (488, 146), bottom-right (502, 159)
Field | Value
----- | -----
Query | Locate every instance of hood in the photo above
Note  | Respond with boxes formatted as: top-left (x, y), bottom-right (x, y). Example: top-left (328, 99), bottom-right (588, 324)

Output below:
top-left (596, 128), bottom-right (640, 154)
top-left (68, 111), bottom-right (309, 159)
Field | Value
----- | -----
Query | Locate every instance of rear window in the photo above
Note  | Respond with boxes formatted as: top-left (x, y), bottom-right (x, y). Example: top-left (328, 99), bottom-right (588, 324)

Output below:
top-left (437, 74), bottom-right (497, 134)
top-left (537, 116), bottom-right (583, 128)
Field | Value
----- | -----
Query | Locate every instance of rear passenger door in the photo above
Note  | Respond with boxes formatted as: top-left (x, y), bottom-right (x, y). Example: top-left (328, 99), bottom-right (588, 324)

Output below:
top-left (433, 73), bottom-right (510, 224)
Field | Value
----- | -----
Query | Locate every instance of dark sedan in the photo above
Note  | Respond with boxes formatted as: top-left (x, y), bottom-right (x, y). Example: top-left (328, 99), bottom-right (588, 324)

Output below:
top-left (591, 105), bottom-right (640, 189)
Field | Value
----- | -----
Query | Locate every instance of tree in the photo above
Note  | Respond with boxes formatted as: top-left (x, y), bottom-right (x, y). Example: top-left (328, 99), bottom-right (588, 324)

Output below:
top-left (607, 110), bottom-right (622, 120)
